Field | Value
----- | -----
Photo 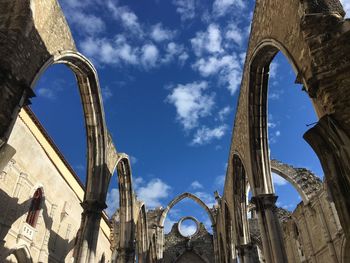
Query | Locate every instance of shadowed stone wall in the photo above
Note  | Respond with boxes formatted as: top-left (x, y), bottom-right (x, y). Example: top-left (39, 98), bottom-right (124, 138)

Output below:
top-left (162, 222), bottom-right (214, 263)
top-left (0, 109), bottom-right (112, 262)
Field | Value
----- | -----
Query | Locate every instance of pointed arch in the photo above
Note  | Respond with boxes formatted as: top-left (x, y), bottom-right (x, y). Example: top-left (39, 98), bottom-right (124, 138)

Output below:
top-left (157, 192), bottom-right (216, 261)
top-left (26, 187), bottom-right (43, 227)
top-left (270, 159), bottom-right (322, 203)
top-left (113, 154), bottom-right (136, 263)
top-left (158, 192), bottom-right (215, 228)
top-left (135, 203), bottom-right (149, 263)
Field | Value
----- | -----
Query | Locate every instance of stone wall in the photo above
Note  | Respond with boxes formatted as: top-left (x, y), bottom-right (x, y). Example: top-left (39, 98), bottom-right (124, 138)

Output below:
top-left (162, 222), bottom-right (214, 263)
top-left (281, 189), bottom-right (344, 263)
top-left (0, 108), bottom-right (112, 262)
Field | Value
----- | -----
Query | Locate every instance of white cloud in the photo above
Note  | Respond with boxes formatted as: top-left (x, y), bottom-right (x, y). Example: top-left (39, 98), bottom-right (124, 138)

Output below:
top-left (275, 130), bottom-right (281, 137)
top-left (172, 0), bottom-right (196, 21)
top-left (61, 0), bottom-right (95, 9)
top-left (164, 217), bottom-right (177, 233)
top-left (194, 191), bottom-right (216, 208)
top-left (269, 91), bottom-right (282, 100)
top-left (107, 1), bottom-right (143, 35)
top-left (101, 86), bottom-right (113, 101)
top-left (191, 181), bottom-right (203, 189)
top-left (192, 125), bottom-right (227, 145)
top-left (136, 179), bottom-right (171, 208)
top-left (106, 188), bottom-right (120, 217)
top-left (191, 24), bottom-right (223, 56)
top-left (130, 155), bottom-right (138, 165)
top-left (36, 80), bottom-right (65, 100)
top-left (68, 11), bottom-right (105, 35)
top-left (213, 0), bottom-right (245, 17)
top-left (80, 36), bottom-right (138, 66)
top-left (215, 175), bottom-right (225, 188)
top-left (81, 36), bottom-right (182, 69)
top-left (37, 87), bottom-right (58, 99)
top-left (225, 23), bottom-right (244, 46)
top-left (133, 177), bottom-right (144, 189)
top-left (272, 172), bottom-right (287, 186)
top-left (269, 61), bottom-right (279, 79)
top-left (179, 220), bottom-right (197, 236)
top-left (269, 134), bottom-right (279, 144)
top-left (218, 106), bottom-right (231, 121)
top-left (162, 42), bottom-right (188, 65)
top-left (268, 121), bottom-right (277, 128)
top-left (193, 54), bottom-right (242, 94)
top-left (166, 81), bottom-right (215, 130)
top-left (141, 44), bottom-right (159, 68)
top-left (150, 23), bottom-right (175, 42)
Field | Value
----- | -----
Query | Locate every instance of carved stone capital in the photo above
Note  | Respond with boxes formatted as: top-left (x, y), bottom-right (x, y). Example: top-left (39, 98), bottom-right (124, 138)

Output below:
top-left (81, 200), bottom-right (107, 214)
top-left (251, 194), bottom-right (277, 211)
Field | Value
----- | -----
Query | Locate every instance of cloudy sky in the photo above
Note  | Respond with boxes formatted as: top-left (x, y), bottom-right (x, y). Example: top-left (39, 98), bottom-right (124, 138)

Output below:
top-left (30, 0), bottom-right (349, 234)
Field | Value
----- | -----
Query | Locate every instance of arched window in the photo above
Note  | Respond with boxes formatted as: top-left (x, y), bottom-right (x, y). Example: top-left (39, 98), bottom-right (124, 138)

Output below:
top-left (26, 188), bottom-right (43, 227)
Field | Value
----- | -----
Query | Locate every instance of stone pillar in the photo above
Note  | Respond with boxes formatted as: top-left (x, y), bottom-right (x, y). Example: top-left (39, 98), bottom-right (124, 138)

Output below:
top-left (212, 224), bottom-right (219, 263)
top-left (74, 200), bottom-right (106, 263)
top-left (236, 243), bottom-right (256, 263)
top-left (251, 194), bottom-right (287, 263)
top-left (315, 198), bottom-right (339, 263)
top-left (300, 209), bottom-right (316, 263)
top-left (116, 247), bottom-right (135, 263)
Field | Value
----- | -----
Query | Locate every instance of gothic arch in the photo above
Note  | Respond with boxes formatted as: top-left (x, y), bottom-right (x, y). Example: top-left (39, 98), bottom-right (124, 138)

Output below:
top-left (157, 192), bottom-right (216, 261)
top-left (135, 203), bottom-right (148, 263)
top-left (158, 192), bottom-right (215, 227)
top-left (31, 51), bottom-right (109, 203)
top-left (226, 1), bottom-right (350, 262)
top-left (248, 39), bottom-right (302, 196)
top-left (270, 159), bottom-right (322, 203)
top-left (0, 0), bottom-right (75, 143)
top-left (30, 51), bottom-right (110, 262)
top-left (113, 154), bottom-right (136, 263)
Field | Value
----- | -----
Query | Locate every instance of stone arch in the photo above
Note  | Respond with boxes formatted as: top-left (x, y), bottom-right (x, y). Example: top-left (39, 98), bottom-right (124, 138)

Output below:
top-left (113, 154), bottom-right (135, 263)
top-left (219, 234), bottom-right (225, 263)
top-left (157, 192), bottom-right (216, 261)
top-left (270, 159), bottom-right (322, 203)
top-left (6, 245), bottom-right (33, 263)
top-left (225, 0), bottom-right (350, 260)
top-left (248, 39), bottom-right (302, 196)
top-left (341, 237), bottom-right (350, 263)
top-left (158, 192), bottom-right (215, 227)
top-left (229, 154), bottom-right (252, 262)
top-left (224, 202), bottom-right (234, 263)
top-left (31, 51), bottom-right (109, 202)
top-left (135, 203), bottom-right (148, 263)
top-left (0, 0), bottom-right (76, 143)
top-left (30, 51), bottom-right (110, 262)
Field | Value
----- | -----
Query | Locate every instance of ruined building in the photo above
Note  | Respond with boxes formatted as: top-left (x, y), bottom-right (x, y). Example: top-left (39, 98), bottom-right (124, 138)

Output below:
top-left (0, 0), bottom-right (350, 262)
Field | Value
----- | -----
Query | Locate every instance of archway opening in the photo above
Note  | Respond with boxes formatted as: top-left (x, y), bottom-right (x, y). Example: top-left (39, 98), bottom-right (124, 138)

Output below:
top-left (30, 64), bottom-right (87, 181)
top-left (163, 195), bottom-right (214, 234)
top-left (178, 216), bottom-right (199, 237)
top-left (267, 52), bottom-right (322, 211)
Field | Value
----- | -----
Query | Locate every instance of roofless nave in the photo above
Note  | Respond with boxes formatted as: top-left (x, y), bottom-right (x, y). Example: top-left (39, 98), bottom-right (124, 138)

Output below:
top-left (0, 0), bottom-right (350, 262)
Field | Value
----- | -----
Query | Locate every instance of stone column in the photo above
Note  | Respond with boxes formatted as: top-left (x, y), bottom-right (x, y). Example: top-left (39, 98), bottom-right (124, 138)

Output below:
top-left (74, 200), bottom-right (106, 263)
top-left (251, 194), bottom-right (287, 263)
top-left (236, 243), bottom-right (256, 263)
top-left (301, 208), bottom-right (316, 262)
top-left (315, 198), bottom-right (339, 263)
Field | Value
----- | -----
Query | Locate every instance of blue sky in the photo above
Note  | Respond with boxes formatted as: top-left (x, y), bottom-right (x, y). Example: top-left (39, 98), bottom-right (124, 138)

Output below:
top-left (30, 0), bottom-right (349, 234)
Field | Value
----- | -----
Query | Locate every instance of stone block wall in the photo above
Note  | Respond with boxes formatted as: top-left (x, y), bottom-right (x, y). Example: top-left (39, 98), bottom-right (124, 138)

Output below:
top-left (0, 109), bottom-right (112, 262)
